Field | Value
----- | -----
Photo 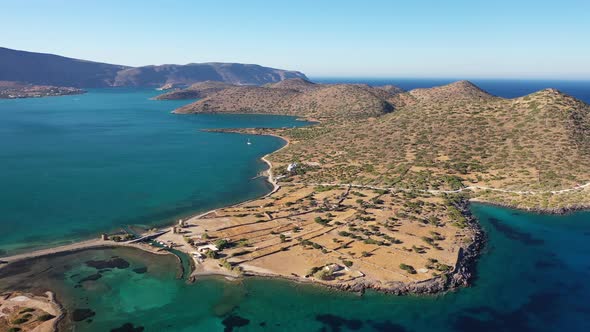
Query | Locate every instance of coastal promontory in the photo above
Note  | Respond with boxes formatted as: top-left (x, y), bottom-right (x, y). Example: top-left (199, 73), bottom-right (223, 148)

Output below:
top-left (0, 81), bottom-right (84, 99)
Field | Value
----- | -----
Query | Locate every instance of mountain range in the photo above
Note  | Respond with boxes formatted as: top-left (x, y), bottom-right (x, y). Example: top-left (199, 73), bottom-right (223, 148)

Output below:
top-left (0, 47), bottom-right (307, 88)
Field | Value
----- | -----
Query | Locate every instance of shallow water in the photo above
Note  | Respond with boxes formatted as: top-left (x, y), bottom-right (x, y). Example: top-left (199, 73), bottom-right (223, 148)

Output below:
top-left (2, 204), bottom-right (589, 331)
top-left (0, 89), bottom-right (308, 255)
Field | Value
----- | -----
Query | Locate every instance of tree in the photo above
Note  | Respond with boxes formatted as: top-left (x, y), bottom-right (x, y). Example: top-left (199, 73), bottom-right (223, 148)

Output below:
top-left (205, 250), bottom-right (217, 259)
top-left (314, 269), bottom-right (333, 280)
top-left (214, 239), bottom-right (230, 250)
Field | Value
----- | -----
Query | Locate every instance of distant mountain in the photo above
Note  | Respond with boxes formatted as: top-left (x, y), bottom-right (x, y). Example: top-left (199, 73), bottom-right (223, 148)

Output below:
top-left (0, 47), bottom-right (308, 88)
top-left (114, 63), bottom-right (307, 87)
top-left (0, 47), bottom-right (128, 88)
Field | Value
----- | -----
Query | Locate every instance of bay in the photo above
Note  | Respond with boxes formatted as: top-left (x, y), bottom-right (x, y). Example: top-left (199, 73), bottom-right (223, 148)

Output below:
top-left (0, 88), bottom-right (308, 255)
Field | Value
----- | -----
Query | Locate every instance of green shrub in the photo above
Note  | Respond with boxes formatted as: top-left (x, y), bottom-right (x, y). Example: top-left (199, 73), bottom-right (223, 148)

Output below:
top-left (37, 314), bottom-right (56, 321)
top-left (12, 317), bottom-right (29, 324)
top-left (314, 269), bottom-right (334, 280)
top-left (214, 239), bottom-right (230, 250)
top-left (399, 263), bottom-right (417, 274)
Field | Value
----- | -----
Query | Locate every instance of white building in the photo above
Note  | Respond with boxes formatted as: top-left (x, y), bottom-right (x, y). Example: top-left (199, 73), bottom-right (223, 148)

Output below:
top-left (196, 244), bottom-right (219, 253)
top-left (287, 163), bottom-right (299, 172)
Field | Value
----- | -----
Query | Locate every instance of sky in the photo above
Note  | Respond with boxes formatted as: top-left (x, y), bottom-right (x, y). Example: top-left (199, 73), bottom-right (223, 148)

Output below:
top-left (1, 0), bottom-right (589, 79)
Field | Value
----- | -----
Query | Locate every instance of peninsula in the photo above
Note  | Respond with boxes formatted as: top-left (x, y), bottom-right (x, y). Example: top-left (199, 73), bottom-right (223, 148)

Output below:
top-left (0, 81), bottom-right (84, 99)
top-left (162, 79), bottom-right (588, 292)
top-left (3, 79), bottom-right (588, 298)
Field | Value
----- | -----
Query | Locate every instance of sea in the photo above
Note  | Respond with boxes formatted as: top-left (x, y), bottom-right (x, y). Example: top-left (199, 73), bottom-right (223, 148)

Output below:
top-left (1, 79), bottom-right (589, 331)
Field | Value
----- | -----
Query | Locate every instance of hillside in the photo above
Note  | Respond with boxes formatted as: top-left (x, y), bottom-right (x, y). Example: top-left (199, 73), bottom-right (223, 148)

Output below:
top-left (265, 78), bottom-right (320, 92)
top-left (409, 80), bottom-right (496, 104)
top-left (0, 47), bottom-right (307, 88)
top-left (113, 63), bottom-right (307, 87)
top-left (0, 47), bottom-right (127, 88)
top-left (155, 81), bottom-right (235, 100)
top-left (193, 81), bottom-right (590, 211)
top-left (174, 79), bottom-right (397, 120)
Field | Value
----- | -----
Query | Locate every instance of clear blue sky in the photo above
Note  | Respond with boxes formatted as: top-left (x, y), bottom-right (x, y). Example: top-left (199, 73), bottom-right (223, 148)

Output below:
top-left (2, 0), bottom-right (589, 79)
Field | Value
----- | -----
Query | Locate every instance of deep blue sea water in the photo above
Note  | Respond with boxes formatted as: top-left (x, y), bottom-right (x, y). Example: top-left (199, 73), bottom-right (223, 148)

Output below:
top-left (1, 80), bottom-right (590, 331)
top-left (0, 88), bottom-right (308, 255)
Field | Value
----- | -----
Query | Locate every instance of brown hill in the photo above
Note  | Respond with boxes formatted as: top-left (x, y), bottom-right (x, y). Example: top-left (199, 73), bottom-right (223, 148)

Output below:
top-left (409, 80), bottom-right (495, 104)
top-left (377, 84), bottom-right (406, 96)
top-left (289, 84), bottom-right (394, 119)
top-left (174, 82), bottom-right (397, 119)
top-left (266, 78), bottom-right (320, 92)
top-left (155, 81), bottom-right (236, 100)
top-left (252, 81), bottom-right (590, 210)
top-left (175, 86), bottom-right (299, 115)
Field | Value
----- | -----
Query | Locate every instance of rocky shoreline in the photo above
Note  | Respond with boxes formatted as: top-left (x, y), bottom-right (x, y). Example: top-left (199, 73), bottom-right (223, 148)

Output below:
top-left (470, 197), bottom-right (590, 216)
top-left (242, 198), bottom-right (485, 296)
top-left (0, 81), bottom-right (85, 99)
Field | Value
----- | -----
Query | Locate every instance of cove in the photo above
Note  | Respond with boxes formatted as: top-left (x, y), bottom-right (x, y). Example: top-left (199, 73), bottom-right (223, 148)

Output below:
top-left (1, 204), bottom-right (589, 331)
top-left (0, 88), bottom-right (309, 255)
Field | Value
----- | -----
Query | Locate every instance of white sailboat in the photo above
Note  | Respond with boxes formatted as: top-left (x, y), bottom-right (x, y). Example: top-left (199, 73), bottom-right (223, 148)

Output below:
top-left (247, 138), bottom-right (252, 145)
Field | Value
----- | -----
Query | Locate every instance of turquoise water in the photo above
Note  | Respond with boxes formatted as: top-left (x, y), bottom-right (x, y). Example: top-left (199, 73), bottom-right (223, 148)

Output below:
top-left (0, 89), bottom-right (308, 255)
top-left (2, 83), bottom-right (590, 331)
top-left (2, 204), bottom-right (589, 331)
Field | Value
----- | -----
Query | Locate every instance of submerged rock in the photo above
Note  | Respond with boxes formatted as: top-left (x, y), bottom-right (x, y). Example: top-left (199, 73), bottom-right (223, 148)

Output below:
top-left (132, 267), bottom-right (148, 274)
top-left (222, 314), bottom-right (250, 332)
top-left (85, 257), bottom-right (130, 269)
top-left (316, 313), bottom-right (363, 331)
top-left (110, 322), bottom-right (145, 332)
top-left (79, 273), bottom-right (102, 283)
top-left (71, 308), bottom-right (95, 322)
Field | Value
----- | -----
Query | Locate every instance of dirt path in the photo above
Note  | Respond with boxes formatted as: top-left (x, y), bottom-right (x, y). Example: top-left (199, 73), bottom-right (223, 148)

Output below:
top-left (290, 181), bottom-right (590, 196)
top-left (0, 238), bottom-right (166, 266)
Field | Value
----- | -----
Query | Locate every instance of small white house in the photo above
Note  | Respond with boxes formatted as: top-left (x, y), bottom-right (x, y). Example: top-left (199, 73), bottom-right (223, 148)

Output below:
top-left (324, 263), bottom-right (343, 273)
top-left (287, 163), bottom-right (299, 172)
top-left (196, 244), bottom-right (219, 253)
